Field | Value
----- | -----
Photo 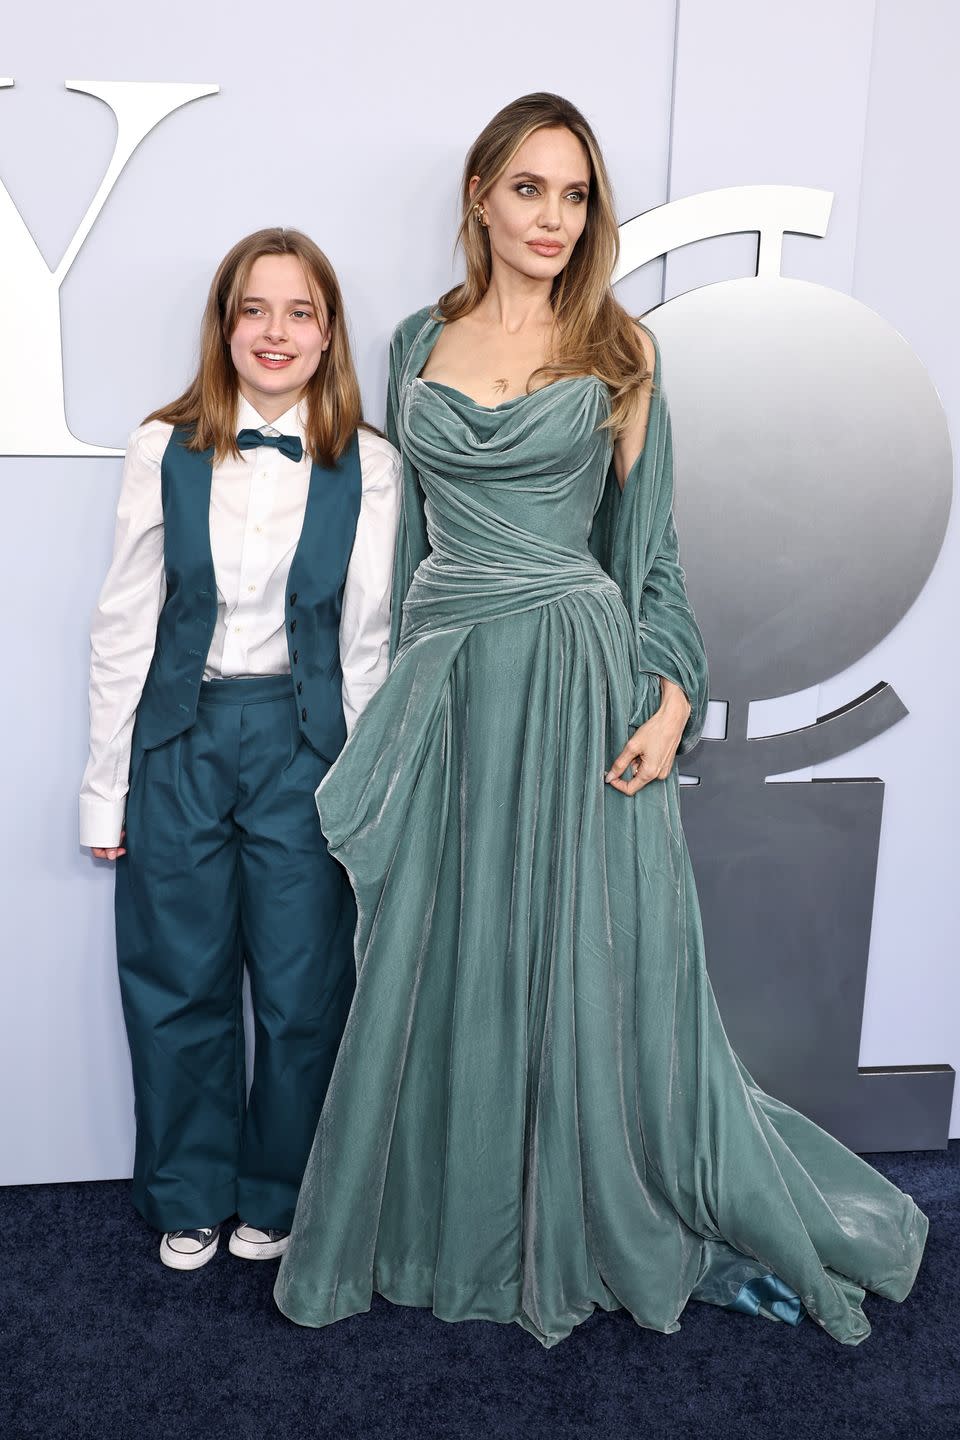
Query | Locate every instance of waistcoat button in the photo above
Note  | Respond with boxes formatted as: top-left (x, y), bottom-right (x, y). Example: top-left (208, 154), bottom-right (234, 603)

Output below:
top-left (301, 708), bottom-right (307, 721)
top-left (290, 619), bottom-right (297, 632)
top-left (289, 592), bottom-right (297, 605)
top-left (293, 650), bottom-right (299, 664)
top-left (297, 681), bottom-right (302, 695)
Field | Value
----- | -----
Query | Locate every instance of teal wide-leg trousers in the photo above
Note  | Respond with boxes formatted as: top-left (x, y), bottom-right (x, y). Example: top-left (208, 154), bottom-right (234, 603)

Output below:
top-left (115, 675), bottom-right (355, 1232)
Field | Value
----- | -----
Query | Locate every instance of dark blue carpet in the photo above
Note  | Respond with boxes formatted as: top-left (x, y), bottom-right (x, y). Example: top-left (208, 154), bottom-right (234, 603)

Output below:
top-left (3, 1144), bottom-right (957, 1440)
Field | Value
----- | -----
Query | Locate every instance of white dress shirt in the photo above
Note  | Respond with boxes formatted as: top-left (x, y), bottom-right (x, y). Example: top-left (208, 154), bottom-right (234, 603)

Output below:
top-left (79, 397), bottom-right (401, 848)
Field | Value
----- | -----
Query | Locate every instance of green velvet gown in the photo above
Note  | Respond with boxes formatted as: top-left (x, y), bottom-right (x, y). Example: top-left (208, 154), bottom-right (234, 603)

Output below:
top-left (274, 308), bottom-right (928, 1347)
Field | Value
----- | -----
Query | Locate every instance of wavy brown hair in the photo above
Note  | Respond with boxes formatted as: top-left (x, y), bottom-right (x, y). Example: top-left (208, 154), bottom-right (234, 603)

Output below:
top-left (146, 228), bottom-right (363, 465)
top-left (438, 93), bottom-right (652, 433)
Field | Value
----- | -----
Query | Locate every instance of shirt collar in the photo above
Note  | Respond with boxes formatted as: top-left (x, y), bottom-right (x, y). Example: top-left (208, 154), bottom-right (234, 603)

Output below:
top-left (236, 394), bottom-right (308, 443)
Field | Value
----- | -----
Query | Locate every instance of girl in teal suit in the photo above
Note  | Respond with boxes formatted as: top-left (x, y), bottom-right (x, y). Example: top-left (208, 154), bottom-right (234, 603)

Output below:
top-left (81, 228), bottom-right (400, 1269)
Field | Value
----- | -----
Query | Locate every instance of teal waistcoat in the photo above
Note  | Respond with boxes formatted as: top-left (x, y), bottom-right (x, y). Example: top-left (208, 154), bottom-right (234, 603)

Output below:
top-left (135, 425), bottom-right (363, 761)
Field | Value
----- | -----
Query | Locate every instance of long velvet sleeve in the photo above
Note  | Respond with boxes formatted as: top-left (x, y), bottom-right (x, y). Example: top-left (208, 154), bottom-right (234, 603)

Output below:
top-left (634, 498), bottom-right (709, 754)
top-left (590, 342), bottom-right (708, 755)
top-left (385, 313), bottom-right (432, 662)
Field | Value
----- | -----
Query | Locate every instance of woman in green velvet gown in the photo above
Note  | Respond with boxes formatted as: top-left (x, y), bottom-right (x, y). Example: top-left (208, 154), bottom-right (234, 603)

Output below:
top-left (274, 93), bottom-right (927, 1347)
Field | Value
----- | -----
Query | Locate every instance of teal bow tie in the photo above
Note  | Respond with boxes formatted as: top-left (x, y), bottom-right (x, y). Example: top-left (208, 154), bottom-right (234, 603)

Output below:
top-left (236, 428), bottom-right (304, 463)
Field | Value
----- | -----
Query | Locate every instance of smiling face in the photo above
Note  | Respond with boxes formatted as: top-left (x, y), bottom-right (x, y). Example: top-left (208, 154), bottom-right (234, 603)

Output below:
top-left (471, 125), bottom-right (591, 287)
top-left (228, 253), bottom-right (330, 420)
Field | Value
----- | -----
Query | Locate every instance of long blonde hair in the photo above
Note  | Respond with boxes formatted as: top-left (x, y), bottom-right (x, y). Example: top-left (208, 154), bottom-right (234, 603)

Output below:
top-left (438, 93), bottom-right (651, 433)
top-left (147, 227), bottom-right (363, 465)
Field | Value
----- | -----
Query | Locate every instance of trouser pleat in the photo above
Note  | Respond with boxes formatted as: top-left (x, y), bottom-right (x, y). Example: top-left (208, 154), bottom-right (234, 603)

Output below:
top-left (116, 678), bottom-right (355, 1231)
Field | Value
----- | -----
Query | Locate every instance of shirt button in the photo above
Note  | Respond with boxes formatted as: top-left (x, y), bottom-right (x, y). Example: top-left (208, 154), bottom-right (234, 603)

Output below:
top-left (248, 584), bottom-right (256, 593)
top-left (255, 525), bottom-right (263, 534)
top-left (235, 624), bottom-right (243, 633)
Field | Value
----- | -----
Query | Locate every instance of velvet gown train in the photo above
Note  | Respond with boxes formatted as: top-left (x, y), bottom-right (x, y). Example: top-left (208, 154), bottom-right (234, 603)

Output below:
top-left (274, 309), bottom-right (927, 1347)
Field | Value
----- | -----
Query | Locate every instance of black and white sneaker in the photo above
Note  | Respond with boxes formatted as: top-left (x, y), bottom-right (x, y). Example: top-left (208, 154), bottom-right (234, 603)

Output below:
top-left (228, 1223), bottom-right (290, 1260)
top-left (159, 1225), bottom-right (221, 1271)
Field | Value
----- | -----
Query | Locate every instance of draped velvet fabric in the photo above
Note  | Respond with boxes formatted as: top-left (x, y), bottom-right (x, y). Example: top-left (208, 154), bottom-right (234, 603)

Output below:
top-left (274, 308), bottom-right (927, 1347)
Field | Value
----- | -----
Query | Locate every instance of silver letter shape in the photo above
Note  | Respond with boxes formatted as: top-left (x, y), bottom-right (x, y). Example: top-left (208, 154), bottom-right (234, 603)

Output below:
top-left (0, 79), bottom-right (218, 456)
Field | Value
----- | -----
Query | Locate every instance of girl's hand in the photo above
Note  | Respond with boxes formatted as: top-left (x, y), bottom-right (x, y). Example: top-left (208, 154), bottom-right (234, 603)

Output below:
top-left (91, 830), bottom-right (126, 861)
top-left (605, 678), bottom-right (690, 795)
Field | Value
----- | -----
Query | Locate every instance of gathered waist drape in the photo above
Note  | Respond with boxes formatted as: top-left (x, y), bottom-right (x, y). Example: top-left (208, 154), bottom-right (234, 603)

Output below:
top-left (399, 542), bottom-right (625, 653)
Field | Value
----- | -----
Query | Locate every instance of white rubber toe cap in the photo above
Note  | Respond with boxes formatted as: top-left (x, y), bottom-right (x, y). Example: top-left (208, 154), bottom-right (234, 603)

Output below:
top-left (228, 1224), bottom-right (290, 1261)
top-left (160, 1228), bottom-right (220, 1271)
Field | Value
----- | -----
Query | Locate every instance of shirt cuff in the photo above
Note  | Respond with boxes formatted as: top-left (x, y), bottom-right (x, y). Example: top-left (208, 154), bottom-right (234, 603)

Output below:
top-left (79, 795), bottom-right (127, 849)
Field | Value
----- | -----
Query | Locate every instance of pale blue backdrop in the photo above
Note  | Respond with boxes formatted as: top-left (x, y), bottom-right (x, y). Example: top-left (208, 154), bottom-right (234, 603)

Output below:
top-left (0, 0), bottom-right (956, 1182)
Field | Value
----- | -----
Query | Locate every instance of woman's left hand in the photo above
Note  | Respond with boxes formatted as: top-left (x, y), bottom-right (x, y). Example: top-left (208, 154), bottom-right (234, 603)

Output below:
top-left (605, 677), bottom-right (691, 795)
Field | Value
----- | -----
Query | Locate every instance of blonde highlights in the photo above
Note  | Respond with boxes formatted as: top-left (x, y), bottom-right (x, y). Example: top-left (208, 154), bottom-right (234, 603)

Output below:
top-left (438, 93), bottom-right (652, 433)
top-left (146, 228), bottom-right (363, 465)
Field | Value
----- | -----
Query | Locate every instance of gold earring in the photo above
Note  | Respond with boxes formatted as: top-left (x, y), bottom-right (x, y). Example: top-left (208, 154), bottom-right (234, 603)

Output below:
top-left (473, 201), bottom-right (487, 226)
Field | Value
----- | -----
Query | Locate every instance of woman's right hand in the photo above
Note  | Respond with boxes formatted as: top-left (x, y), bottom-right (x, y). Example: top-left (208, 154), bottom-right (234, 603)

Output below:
top-left (91, 830), bottom-right (126, 861)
